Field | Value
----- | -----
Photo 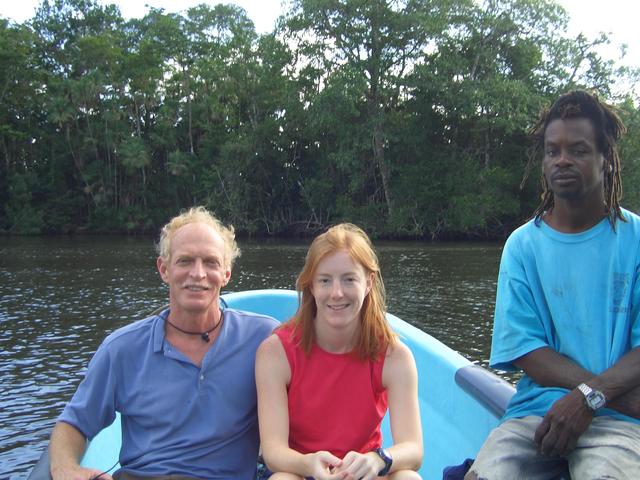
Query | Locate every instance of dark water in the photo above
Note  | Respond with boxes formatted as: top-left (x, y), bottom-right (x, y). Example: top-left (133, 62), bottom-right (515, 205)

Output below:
top-left (0, 236), bottom-right (503, 479)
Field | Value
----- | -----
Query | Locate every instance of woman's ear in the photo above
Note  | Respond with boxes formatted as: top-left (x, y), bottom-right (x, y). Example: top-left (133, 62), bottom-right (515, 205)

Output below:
top-left (366, 272), bottom-right (375, 295)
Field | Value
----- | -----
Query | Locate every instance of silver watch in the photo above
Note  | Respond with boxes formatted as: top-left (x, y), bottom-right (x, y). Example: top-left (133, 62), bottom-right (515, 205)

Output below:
top-left (577, 383), bottom-right (606, 411)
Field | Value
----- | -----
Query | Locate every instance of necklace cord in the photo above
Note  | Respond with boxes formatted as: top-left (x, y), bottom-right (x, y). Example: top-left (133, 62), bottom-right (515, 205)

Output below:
top-left (165, 310), bottom-right (223, 342)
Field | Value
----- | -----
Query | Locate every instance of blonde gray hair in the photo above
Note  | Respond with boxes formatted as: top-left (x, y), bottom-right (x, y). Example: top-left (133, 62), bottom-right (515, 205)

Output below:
top-left (157, 206), bottom-right (240, 268)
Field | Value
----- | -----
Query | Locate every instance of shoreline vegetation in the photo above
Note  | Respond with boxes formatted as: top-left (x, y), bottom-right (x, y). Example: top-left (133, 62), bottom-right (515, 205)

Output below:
top-left (2, 0), bottom-right (639, 240)
top-left (0, 227), bottom-right (512, 241)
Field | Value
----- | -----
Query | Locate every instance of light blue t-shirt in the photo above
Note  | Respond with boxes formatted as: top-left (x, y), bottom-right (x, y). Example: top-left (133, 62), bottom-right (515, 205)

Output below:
top-left (59, 308), bottom-right (279, 479)
top-left (490, 209), bottom-right (640, 424)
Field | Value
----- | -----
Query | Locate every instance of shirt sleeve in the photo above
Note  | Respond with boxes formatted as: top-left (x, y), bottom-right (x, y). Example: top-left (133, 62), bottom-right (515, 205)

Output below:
top-left (631, 261), bottom-right (640, 349)
top-left (58, 342), bottom-right (118, 440)
top-left (490, 233), bottom-right (550, 371)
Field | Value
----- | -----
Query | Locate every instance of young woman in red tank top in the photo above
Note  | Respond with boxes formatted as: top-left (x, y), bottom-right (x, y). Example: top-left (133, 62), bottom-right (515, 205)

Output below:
top-left (256, 223), bottom-right (423, 480)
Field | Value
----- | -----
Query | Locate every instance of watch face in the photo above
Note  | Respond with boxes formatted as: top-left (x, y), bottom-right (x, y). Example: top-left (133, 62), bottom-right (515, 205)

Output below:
top-left (588, 391), bottom-right (606, 410)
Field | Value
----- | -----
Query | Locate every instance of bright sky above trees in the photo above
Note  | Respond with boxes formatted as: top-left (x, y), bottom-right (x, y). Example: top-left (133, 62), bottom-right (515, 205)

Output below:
top-left (0, 0), bottom-right (638, 68)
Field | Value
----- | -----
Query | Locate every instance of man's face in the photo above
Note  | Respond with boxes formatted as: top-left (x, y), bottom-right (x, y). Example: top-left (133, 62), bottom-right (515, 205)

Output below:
top-left (157, 222), bottom-right (231, 315)
top-left (542, 117), bottom-right (605, 203)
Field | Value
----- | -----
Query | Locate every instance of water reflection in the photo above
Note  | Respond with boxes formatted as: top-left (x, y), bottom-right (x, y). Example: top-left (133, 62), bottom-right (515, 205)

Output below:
top-left (0, 236), bottom-right (503, 478)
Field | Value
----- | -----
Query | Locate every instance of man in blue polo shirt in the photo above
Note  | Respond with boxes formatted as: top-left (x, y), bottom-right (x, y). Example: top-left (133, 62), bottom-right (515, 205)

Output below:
top-left (466, 91), bottom-right (640, 479)
top-left (49, 207), bottom-right (279, 480)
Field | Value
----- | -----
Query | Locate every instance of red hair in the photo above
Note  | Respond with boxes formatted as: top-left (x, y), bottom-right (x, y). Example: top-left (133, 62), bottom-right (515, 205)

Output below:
top-left (283, 223), bottom-right (396, 360)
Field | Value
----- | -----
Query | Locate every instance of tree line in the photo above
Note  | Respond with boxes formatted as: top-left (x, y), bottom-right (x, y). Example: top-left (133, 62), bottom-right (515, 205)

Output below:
top-left (1, 0), bottom-right (639, 239)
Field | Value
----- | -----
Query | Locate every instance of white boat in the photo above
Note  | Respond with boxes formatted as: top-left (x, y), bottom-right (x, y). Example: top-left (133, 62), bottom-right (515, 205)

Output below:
top-left (28, 289), bottom-right (514, 479)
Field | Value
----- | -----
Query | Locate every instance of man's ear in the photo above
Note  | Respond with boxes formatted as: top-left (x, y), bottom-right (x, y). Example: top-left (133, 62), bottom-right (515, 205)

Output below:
top-left (157, 256), bottom-right (169, 283)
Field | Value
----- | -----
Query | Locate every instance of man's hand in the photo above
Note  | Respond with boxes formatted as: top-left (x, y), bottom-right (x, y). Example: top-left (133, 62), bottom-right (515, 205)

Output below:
top-left (331, 451), bottom-right (385, 480)
top-left (534, 389), bottom-right (593, 457)
top-left (51, 464), bottom-right (112, 480)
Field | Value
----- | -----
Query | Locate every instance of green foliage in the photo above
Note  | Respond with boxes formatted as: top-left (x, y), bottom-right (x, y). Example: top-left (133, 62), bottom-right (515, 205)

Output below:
top-left (619, 97), bottom-right (640, 213)
top-left (4, 173), bottom-right (44, 234)
top-left (0, 0), bottom-right (639, 239)
top-left (119, 137), bottom-right (150, 172)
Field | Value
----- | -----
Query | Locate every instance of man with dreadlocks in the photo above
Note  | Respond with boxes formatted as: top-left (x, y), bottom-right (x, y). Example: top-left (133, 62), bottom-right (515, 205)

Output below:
top-left (466, 90), bottom-right (640, 479)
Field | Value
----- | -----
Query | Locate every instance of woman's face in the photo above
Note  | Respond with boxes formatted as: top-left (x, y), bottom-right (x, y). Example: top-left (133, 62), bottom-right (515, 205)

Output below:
top-left (310, 249), bottom-right (373, 331)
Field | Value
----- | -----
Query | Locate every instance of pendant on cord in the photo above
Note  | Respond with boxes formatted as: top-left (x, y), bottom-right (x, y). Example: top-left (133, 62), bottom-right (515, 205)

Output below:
top-left (165, 310), bottom-right (224, 343)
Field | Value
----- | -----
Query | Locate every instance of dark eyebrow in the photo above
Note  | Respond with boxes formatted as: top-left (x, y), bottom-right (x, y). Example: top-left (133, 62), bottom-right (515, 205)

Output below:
top-left (570, 141), bottom-right (591, 148)
top-left (545, 139), bottom-right (591, 148)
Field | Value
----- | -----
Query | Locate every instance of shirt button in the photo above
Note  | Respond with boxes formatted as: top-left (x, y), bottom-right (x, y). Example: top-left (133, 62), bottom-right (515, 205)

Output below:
top-left (200, 374), bottom-right (204, 381)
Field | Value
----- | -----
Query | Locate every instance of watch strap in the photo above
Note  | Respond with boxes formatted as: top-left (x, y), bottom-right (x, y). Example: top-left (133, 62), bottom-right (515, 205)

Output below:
top-left (577, 383), bottom-right (593, 397)
top-left (373, 447), bottom-right (392, 476)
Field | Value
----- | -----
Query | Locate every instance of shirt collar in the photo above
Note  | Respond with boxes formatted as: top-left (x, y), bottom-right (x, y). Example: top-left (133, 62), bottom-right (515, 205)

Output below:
top-left (152, 308), bottom-right (170, 353)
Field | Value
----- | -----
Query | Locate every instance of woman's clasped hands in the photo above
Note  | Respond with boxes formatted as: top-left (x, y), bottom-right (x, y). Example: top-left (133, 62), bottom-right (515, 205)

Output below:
top-left (307, 450), bottom-right (384, 480)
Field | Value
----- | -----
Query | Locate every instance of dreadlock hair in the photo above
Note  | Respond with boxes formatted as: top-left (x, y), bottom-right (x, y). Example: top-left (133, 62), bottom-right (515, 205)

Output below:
top-left (528, 90), bottom-right (627, 228)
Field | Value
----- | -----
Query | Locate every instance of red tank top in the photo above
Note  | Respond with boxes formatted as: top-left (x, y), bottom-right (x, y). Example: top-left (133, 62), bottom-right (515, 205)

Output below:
top-left (275, 325), bottom-right (388, 458)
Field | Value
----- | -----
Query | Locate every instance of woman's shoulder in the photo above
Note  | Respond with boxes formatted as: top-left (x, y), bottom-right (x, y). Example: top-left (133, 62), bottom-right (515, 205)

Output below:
top-left (385, 339), bottom-right (414, 360)
top-left (382, 340), bottom-right (417, 382)
top-left (256, 330), bottom-right (292, 382)
top-left (258, 331), bottom-right (284, 355)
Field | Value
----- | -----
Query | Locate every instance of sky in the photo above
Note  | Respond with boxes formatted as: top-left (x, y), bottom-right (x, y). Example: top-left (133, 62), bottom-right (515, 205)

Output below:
top-left (0, 0), bottom-right (638, 71)
top-left (0, 0), bottom-right (284, 33)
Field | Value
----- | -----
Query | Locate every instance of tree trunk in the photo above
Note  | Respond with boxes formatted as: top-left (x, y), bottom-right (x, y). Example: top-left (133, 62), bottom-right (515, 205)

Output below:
top-left (184, 67), bottom-right (194, 155)
top-left (372, 119), bottom-right (393, 217)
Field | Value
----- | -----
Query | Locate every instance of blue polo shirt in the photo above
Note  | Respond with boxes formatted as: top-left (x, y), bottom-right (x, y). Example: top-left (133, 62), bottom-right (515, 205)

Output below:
top-left (59, 308), bottom-right (279, 479)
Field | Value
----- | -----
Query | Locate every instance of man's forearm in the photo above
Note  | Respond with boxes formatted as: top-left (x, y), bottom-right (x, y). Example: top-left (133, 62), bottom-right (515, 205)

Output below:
top-left (514, 347), bottom-right (592, 389)
top-left (515, 346), bottom-right (640, 418)
top-left (587, 347), bottom-right (640, 401)
top-left (49, 421), bottom-right (88, 475)
top-left (607, 385), bottom-right (640, 418)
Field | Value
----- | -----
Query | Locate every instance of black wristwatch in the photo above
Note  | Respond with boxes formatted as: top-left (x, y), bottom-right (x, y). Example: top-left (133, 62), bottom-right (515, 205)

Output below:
top-left (373, 447), bottom-right (393, 476)
top-left (577, 383), bottom-right (606, 411)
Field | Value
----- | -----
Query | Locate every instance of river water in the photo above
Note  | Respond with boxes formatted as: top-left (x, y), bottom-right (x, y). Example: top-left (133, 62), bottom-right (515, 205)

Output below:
top-left (0, 235), bottom-right (504, 478)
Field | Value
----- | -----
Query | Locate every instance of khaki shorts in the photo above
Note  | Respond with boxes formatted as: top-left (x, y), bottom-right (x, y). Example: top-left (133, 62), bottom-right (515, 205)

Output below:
top-left (467, 416), bottom-right (640, 480)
